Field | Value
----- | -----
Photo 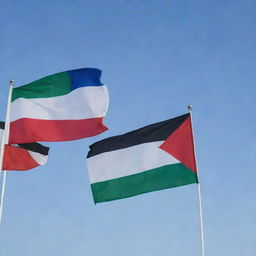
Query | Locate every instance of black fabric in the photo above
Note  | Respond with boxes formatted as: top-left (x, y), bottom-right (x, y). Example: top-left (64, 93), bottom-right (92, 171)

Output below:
top-left (0, 122), bottom-right (5, 129)
top-left (17, 142), bottom-right (49, 155)
top-left (87, 113), bottom-right (189, 158)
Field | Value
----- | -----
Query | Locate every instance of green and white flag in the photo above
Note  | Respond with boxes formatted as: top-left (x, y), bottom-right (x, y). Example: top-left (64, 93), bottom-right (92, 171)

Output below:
top-left (86, 113), bottom-right (198, 203)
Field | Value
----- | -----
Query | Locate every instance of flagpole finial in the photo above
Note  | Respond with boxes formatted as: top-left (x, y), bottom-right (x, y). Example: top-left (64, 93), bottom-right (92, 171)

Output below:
top-left (187, 105), bottom-right (192, 112)
top-left (9, 79), bottom-right (14, 86)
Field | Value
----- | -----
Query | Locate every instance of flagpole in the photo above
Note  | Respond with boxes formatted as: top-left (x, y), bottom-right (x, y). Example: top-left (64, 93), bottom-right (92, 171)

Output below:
top-left (187, 105), bottom-right (205, 256)
top-left (0, 79), bottom-right (14, 225)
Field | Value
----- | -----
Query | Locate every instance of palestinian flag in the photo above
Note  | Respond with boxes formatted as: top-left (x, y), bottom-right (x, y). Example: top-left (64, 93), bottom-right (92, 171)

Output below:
top-left (87, 113), bottom-right (198, 203)
top-left (9, 68), bottom-right (109, 143)
top-left (0, 122), bottom-right (49, 171)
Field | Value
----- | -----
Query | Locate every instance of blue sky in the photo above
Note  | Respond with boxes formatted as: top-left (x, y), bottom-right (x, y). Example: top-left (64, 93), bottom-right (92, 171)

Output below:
top-left (0, 0), bottom-right (255, 255)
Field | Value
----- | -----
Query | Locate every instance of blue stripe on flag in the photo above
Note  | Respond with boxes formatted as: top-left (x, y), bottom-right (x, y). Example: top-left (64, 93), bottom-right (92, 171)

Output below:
top-left (67, 68), bottom-right (103, 91)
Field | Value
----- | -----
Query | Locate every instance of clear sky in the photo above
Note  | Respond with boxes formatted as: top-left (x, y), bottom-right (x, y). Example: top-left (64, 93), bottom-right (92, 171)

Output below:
top-left (0, 0), bottom-right (255, 255)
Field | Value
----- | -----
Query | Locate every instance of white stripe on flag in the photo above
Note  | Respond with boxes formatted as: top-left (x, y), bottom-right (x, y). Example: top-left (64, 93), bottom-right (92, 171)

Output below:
top-left (11, 85), bottom-right (109, 121)
top-left (87, 141), bottom-right (179, 184)
top-left (28, 151), bottom-right (48, 166)
top-left (0, 129), bottom-right (3, 145)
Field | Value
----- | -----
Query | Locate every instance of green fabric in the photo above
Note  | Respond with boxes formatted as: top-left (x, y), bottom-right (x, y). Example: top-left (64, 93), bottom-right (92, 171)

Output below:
top-left (12, 72), bottom-right (71, 101)
top-left (91, 163), bottom-right (198, 203)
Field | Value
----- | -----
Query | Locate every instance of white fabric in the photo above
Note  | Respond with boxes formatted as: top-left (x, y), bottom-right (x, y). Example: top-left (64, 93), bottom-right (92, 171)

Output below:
top-left (10, 85), bottom-right (109, 121)
top-left (0, 129), bottom-right (3, 145)
top-left (28, 151), bottom-right (48, 166)
top-left (87, 141), bottom-right (180, 184)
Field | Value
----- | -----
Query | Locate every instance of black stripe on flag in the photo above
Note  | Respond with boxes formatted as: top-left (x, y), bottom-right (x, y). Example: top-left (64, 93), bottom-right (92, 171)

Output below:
top-left (0, 121), bottom-right (5, 129)
top-left (17, 143), bottom-right (49, 155)
top-left (87, 113), bottom-right (189, 158)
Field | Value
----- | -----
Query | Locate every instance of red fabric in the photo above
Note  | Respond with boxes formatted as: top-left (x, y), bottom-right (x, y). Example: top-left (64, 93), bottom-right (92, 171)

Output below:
top-left (3, 145), bottom-right (39, 171)
top-left (159, 117), bottom-right (197, 173)
top-left (9, 117), bottom-right (108, 143)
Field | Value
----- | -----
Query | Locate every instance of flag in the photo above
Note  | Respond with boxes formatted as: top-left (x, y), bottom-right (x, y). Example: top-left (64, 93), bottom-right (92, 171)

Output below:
top-left (9, 68), bottom-right (109, 143)
top-left (86, 113), bottom-right (198, 203)
top-left (0, 122), bottom-right (49, 171)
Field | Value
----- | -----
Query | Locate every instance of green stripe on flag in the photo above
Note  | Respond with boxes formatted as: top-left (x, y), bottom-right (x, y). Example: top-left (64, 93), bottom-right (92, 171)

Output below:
top-left (12, 72), bottom-right (71, 101)
top-left (91, 163), bottom-right (198, 203)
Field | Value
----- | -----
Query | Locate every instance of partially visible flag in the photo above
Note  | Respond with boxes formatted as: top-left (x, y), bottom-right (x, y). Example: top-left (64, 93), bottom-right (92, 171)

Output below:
top-left (0, 122), bottom-right (49, 171)
top-left (87, 113), bottom-right (198, 203)
top-left (9, 68), bottom-right (109, 143)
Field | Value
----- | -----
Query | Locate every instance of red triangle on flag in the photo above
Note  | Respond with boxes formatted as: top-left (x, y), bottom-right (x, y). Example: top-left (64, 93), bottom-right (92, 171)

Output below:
top-left (3, 145), bottom-right (39, 171)
top-left (159, 116), bottom-right (197, 173)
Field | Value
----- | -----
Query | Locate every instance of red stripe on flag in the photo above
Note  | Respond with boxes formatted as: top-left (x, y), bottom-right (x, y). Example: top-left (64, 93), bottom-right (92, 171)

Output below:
top-left (159, 117), bottom-right (197, 173)
top-left (3, 145), bottom-right (39, 171)
top-left (9, 117), bottom-right (108, 143)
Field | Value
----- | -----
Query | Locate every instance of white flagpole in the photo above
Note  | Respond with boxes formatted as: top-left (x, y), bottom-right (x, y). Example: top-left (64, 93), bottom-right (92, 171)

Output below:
top-left (0, 79), bottom-right (14, 225)
top-left (187, 105), bottom-right (205, 256)
top-left (0, 172), bottom-right (7, 225)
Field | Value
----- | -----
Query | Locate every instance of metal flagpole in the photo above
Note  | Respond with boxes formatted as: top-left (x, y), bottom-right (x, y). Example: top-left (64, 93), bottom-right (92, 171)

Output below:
top-left (187, 105), bottom-right (205, 256)
top-left (0, 172), bottom-right (7, 225)
top-left (0, 79), bottom-right (14, 225)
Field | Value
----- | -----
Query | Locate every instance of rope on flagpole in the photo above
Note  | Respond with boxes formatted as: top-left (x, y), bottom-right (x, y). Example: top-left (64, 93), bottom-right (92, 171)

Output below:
top-left (0, 79), bottom-right (14, 225)
top-left (187, 105), bottom-right (205, 256)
